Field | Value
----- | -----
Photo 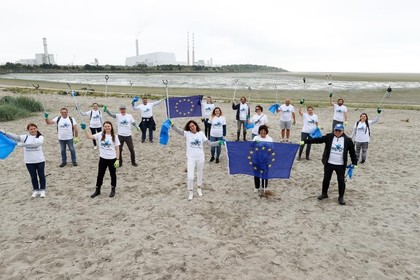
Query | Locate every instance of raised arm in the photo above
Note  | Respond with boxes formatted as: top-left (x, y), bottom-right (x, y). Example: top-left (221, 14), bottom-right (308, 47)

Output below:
top-left (104, 107), bottom-right (116, 118)
top-left (298, 106), bottom-right (303, 117)
top-left (172, 125), bottom-right (184, 136)
top-left (44, 112), bottom-right (55, 125)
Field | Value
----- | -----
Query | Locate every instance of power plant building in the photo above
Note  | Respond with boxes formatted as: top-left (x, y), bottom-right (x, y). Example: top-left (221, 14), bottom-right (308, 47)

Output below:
top-left (125, 52), bottom-right (177, 66)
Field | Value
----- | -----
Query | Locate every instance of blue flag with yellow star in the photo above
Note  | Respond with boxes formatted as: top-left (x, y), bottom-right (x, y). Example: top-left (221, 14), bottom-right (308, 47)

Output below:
top-left (226, 141), bottom-right (299, 179)
top-left (166, 95), bottom-right (203, 118)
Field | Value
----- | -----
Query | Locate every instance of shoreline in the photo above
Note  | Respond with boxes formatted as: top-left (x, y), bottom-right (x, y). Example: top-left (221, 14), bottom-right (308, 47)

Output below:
top-left (1, 76), bottom-right (419, 110)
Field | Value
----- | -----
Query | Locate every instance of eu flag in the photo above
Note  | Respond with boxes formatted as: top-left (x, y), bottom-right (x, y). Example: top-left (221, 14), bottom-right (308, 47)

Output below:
top-left (226, 141), bottom-right (299, 179)
top-left (166, 95), bottom-right (203, 118)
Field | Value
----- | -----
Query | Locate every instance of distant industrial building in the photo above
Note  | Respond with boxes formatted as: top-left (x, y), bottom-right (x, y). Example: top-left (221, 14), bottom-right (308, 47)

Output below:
top-left (16, 38), bottom-right (55, 65)
top-left (126, 52), bottom-right (177, 66)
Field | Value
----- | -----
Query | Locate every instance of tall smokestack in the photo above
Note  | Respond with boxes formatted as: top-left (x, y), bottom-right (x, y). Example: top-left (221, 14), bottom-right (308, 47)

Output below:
top-left (187, 32), bottom-right (190, 66)
top-left (192, 33), bottom-right (195, 66)
top-left (42, 37), bottom-right (50, 64)
top-left (136, 39), bottom-right (139, 56)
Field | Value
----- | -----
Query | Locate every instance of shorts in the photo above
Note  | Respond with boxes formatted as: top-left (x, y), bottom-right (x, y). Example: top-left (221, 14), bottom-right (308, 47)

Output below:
top-left (280, 120), bottom-right (292, 130)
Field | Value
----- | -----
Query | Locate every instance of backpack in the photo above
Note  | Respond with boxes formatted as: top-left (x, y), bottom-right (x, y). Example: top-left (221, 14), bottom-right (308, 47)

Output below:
top-left (57, 116), bottom-right (75, 135)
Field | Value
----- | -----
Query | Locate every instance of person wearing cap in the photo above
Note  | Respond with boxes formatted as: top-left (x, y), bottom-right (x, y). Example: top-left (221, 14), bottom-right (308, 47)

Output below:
top-left (301, 123), bottom-right (357, 205)
top-left (104, 105), bottom-right (139, 167)
top-left (132, 96), bottom-right (164, 143)
top-left (329, 94), bottom-right (348, 131)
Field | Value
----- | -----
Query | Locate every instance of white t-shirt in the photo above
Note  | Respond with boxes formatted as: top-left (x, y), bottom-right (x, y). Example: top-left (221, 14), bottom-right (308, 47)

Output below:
top-left (252, 135), bottom-right (273, 142)
top-left (53, 116), bottom-right (77, 140)
top-left (84, 110), bottom-right (102, 128)
top-left (328, 136), bottom-right (345, 165)
top-left (94, 133), bottom-right (120, 159)
top-left (279, 104), bottom-right (295, 122)
top-left (251, 113), bottom-right (268, 135)
top-left (133, 100), bottom-right (162, 118)
top-left (210, 116), bottom-right (226, 137)
top-left (239, 103), bottom-right (249, 121)
top-left (115, 113), bottom-right (135, 136)
top-left (333, 104), bottom-right (347, 122)
top-left (18, 134), bottom-right (45, 164)
top-left (183, 131), bottom-right (208, 159)
top-left (353, 121), bottom-right (372, 143)
top-left (202, 102), bottom-right (215, 119)
top-left (302, 113), bottom-right (318, 133)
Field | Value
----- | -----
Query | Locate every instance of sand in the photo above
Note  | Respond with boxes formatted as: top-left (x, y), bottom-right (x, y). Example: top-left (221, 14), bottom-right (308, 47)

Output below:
top-left (0, 89), bottom-right (419, 280)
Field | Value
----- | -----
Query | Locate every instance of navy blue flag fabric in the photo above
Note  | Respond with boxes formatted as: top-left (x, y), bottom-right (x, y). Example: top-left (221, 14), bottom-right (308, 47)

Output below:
top-left (226, 141), bottom-right (299, 179)
top-left (166, 95), bottom-right (203, 118)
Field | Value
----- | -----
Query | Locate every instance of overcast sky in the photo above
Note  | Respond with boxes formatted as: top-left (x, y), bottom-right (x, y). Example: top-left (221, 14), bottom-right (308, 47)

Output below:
top-left (1, 0), bottom-right (419, 73)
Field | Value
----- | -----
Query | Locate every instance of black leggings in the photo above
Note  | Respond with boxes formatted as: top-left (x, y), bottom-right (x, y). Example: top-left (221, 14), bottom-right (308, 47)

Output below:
top-left (96, 157), bottom-right (117, 189)
top-left (254, 176), bottom-right (268, 189)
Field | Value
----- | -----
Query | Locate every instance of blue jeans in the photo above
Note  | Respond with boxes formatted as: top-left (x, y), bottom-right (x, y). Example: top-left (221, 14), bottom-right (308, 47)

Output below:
top-left (26, 162), bottom-right (46, 190)
top-left (59, 139), bottom-right (77, 163)
top-left (210, 136), bottom-right (223, 158)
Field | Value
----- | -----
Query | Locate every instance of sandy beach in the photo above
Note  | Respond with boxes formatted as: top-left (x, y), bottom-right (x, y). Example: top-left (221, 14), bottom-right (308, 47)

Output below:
top-left (0, 84), bottom-right (419, 279)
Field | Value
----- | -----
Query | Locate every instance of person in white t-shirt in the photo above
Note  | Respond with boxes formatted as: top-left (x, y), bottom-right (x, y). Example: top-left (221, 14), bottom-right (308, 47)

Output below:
top-left (349, 111), bottom-right (380, 164)
top-left (297, 105), bottom-right (319, 160)
top-left (276, 98), bottom-right (296, 142)
top-left (232, 96), bottom-right (250, 141)
top-left (132, 96), bottom-right (164, 143)
top-left (329, 93), bottom-right (348, 131)
top-left (1, 123), bottom-right (46, 198)
top-left (201, 96), bottom-right (215, 138)
top-left (82, 121), bottom-right (121, 198)
top-left (250, 105), bottom-right (268, 140)
top-left (252, 125), bottom-right (273, 193)
top-left (45, 107), bottom-right (79, 167)
top-left (209, 107), bottom-right (226, 163)
top-left (172, 120), bottom-right (221, 200)
top-left (104, 105), bottom-right (139, 167)
top-left (77, 102), bottom-right (103, 149)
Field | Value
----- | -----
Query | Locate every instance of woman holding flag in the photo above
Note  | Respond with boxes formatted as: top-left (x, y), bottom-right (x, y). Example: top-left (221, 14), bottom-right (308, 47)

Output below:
top-left (297, 103), bottom-right (319, 161)
top-left (172, 120), bottom-right (222, 201)
top-left (1, 124), bottom-right (46, 198)
top-left (209, 107), bottom-right (226, 163)
top-left (252, 125), bottom-right (273, 193)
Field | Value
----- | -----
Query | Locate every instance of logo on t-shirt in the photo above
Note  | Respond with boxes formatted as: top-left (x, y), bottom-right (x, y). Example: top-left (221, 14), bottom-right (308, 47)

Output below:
top-left (60, 122), bottom-right (71, 129)
top-left (101, 140), bottom-right (112, 148)
top-left (190, 138), bottom-right (201, 147)
top-left (144, 108), bottom-right (150, 113)
top-left (332, 143), bottom-right (344, 152)
top-left (214, 121), bottom-right (223, 127)
top-left (120, 119), bottom-right (129, 126)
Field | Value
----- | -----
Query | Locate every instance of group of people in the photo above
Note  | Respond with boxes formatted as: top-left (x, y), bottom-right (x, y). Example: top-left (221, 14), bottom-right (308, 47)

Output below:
top-left (1, 92), bottom-right (381, 204)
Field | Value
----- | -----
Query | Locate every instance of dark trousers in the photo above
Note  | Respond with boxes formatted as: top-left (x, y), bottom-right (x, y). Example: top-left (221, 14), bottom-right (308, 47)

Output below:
top-left (26, 162), bottom-right (46, 190)
top-left (96, 157), bottom-right (117, 188)
top-left (299, 132), bottom-right (312, 158)
top-left (322, 163), bottom-right (346, 198)
top-left (140, 117), bottom-right (155, 142)
top-left (90, 127), bottom-right (102, 146)
top-left (118, 135), bottom-right (136, 165)
top-left (204, 118), bottom-right (211, 138)
top-left (254, 176), bottom-right (268, 189)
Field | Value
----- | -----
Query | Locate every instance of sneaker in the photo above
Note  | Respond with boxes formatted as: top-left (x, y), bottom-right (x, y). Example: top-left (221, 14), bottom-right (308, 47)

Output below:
top-left (297, 156), bottom-right (301, 161)
top-left (40, 190), bottom-right (46, 198)
top-left (306, 157), bottom-right (310, 160)
top-left (317, 193), bottom-right (329, 200)
top-left (254, 188), bottom-right (260, 193)
top-left (72, 162), bottom-right (78, 166)
top-left (59, 163), bottom-right (67, 167)
top-left (215, 158), bottom-right (220, 163)
top-left (132, 162), bottom-right (138, 167)
top-left (188, 191), bottom-right (194, 200)
top-left (31, 191), bottom-right (39, 198)
top-left (210, 157), bottom-right (215, 162)
top-left (94, 146), bottom-right (97, 150)
top-left (361, 159), bottom-right (365, 164)
top-left (197, 187), bottom-right (203, 196)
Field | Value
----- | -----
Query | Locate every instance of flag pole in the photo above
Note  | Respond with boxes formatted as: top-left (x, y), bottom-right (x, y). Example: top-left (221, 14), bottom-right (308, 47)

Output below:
top-left (163, 80), bottom-right (170, 119)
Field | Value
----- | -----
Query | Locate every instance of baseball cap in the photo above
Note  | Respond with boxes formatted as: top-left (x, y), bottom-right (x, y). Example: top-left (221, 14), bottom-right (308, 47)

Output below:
top-left (334, 124), bottom-right (344, 131)
top-left (119, 105), bottom-right (127, 109)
